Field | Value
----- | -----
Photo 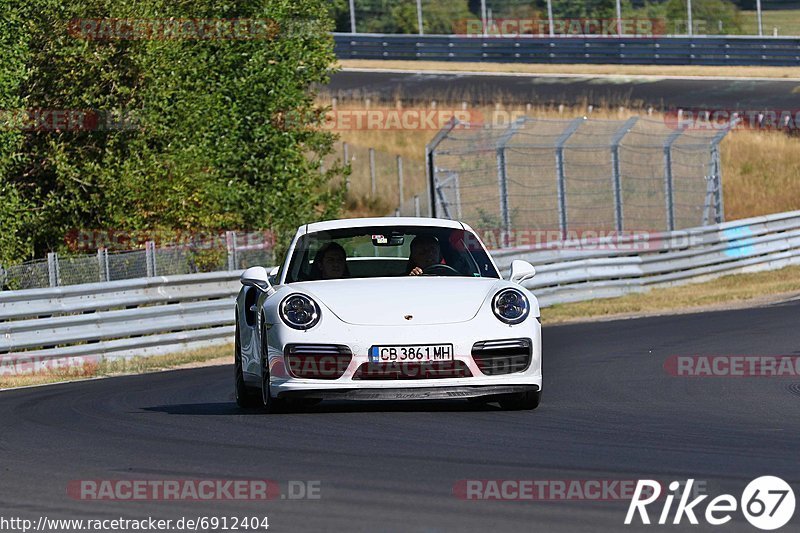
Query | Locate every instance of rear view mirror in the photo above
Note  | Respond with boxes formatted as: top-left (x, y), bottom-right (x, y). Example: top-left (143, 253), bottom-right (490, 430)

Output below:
top-left (509, 260), bottom-right (536, 284)
top-left (241, 266), bottom-right (272, 291)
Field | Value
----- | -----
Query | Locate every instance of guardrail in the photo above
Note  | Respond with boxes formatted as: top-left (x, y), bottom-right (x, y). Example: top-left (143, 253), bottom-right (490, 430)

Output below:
top-left (334, 33), bottom-right (800, 66)
top-left (2, 210), bottom-right (799, 372)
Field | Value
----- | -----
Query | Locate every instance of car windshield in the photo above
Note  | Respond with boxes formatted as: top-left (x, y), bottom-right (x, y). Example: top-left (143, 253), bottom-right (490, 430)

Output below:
top-left (284, 225), bottom-right (500, 283)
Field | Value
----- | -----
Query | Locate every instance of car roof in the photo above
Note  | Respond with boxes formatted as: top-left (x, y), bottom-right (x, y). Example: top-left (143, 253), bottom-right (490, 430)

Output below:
top-left (301, 217), bottom-right (468, 234)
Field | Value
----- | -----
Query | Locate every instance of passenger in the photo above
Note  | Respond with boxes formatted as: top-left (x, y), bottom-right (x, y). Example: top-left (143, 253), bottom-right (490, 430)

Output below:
top-left (407, 234), bottom-right (442, 276)
top-left (311, 242), bottom-right (349, 280)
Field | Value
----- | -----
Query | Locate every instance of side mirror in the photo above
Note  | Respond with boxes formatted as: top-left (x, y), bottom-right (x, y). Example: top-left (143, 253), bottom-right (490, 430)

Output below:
top-left (509, 260), bottom-right (536, 284)
top-left (241, 266), bottom-right (272, 291)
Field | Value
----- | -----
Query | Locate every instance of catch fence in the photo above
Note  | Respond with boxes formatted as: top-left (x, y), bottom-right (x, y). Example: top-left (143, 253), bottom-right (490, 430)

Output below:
top-left (428, 116), bottom-right (728, 246)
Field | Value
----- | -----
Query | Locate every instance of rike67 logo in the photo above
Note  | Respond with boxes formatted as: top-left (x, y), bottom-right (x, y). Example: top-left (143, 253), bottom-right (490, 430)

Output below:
top-left (626, 477), bottom-right (795, 530)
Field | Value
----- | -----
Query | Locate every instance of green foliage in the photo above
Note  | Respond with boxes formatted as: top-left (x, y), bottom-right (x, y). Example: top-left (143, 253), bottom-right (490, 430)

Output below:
top-left (329, 0), bottom-right (473, 34)
top-left (664, 0), bottom-right (743, 34)
top-left (0, 0), bottom-right (345, 266)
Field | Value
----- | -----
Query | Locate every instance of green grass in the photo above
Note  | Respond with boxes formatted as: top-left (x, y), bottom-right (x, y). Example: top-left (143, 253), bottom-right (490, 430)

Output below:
top-left (741, 10), bottom-right (800, 36)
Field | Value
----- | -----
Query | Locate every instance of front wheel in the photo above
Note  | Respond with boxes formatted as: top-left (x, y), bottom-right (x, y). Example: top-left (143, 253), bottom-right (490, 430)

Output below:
top-left (498, 390), bottom-right (541, 411)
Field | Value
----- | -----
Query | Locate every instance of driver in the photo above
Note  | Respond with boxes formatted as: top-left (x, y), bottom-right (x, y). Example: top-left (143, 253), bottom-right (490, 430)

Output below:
top-left (407, 234), bottom-right (443, 276)
top-left (311, 242), bottom-right (349, 280)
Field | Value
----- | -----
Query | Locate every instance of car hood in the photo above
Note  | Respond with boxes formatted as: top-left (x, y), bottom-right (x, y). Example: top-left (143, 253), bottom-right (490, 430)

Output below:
top-left (291, 277), bottom-right (503, 326)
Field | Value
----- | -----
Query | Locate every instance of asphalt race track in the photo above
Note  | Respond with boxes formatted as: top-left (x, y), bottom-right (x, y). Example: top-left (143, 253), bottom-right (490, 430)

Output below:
top-left (1, 299), bottom-right (799, 532)
top-left (325, 70), bottom-right (800, 110)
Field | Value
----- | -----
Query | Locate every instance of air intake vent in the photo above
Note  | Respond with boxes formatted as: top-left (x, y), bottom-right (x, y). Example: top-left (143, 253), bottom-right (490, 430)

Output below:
top-left (471, 338), bottom-right (531, 375)
top-left (285, 344), bottom-right (352, 379)
top-left (353, 361), bottom-right (472, 380)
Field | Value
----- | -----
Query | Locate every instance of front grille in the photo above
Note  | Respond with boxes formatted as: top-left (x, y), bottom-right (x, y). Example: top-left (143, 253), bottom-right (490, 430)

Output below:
top-left (352, 361), bottom-right (472, 380)
top-left (471, 338), bottom-right (531, 375)
top-left (285, 344), bottom-right (352, 379)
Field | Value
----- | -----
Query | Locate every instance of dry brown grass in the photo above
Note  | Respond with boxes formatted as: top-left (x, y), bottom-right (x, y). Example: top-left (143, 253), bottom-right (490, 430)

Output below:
top-left (544, 265), bottom-right (800, 324)
top-left (0, 344), bottom-right (231, 390)
top-left (338, 59), bottom-right (800, 79)
top-left (721, 131), bottom-right (800, 220)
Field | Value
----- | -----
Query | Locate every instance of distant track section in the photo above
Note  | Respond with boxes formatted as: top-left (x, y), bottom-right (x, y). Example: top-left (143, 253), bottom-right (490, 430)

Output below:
top-left (334, 34), bottom-right (800, 67)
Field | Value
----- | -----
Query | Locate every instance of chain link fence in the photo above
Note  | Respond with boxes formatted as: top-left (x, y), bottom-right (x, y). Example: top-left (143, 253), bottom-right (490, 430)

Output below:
top-left (335, 0), bottom-right (800, 37)
top-left (429, 116), bottom-right (728, 248)
top-left (1, 231), bottom-right (274, 291)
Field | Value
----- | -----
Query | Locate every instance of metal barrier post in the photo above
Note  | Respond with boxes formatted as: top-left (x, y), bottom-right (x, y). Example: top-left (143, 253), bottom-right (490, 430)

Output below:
top-left (496, 119), bottom-right (522, 247)
top-left (348, 0), bottom-right (356, 33)
top-left (97, 248), bottom-right (109, 282)
top-left (343, 142), bottom-right (350, 191)
top-left (710, 128), bottom-right (729, 223)
top-left (426, 117), bottom-right (459, 218)
top-left (663, 127), bottom-right (686, 231)
top-left (145, 241), bottom-right (157, 277)
top-left (554, 117), bottom-right (585, 240)
top-left (610, 117), bottom-right (638, 232)
top-left (47, 252), bottom-right (60, 287)
top-left (397, 155), bottom-right (404, 207)
top-left (226, 231), bottom-right (238, 271)
top-left (369, 148), bottom-right (376, 197)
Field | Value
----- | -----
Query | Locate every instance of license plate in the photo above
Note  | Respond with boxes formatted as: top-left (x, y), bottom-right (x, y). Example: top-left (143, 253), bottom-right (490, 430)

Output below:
top-left (369, 344), bottom-right (454, 363)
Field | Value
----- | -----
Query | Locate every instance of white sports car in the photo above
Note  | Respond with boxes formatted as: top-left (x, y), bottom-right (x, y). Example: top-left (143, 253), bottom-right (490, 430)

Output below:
top-left (234, 217), bottom-right (542, 412)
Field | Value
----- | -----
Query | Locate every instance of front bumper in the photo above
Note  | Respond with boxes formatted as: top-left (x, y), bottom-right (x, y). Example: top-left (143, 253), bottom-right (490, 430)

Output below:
top-left (276, 384), bottom-right (539, 401)
top-left (264, 315), bottom-right (542, 397)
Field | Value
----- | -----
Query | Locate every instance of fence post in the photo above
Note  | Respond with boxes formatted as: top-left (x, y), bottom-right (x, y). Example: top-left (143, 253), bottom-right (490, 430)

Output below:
top-left (226, 231), bottom-right (238, 271)
top-left (663, 127), bottom-right (685, 231)
top-left (47, 252), bottom-right (60, 287)
top-left (97, 248), bottom-right (109, 282)
top-left (343, 142), bottom-right (350, 191)
top-left (496, 119), bottom-right (522, 247)
top-left (425, 117), bottom-right (459, 218)
top-left (710, 128), bottom-right (729, 224)
top-left (416, 0), bottom-right (423, 35)
top-left (145, 240), bottom-right (156, 277)
top-left (554, 117), bottom-right (585, 240)
top-left (369, 147), bottom-right (376, 197)
top-left (348, 0), bottom-right (356, 33)
top-left (397, 155), bottom-right (404, 207)
top-left (610, 117), bottom-right (638, 233)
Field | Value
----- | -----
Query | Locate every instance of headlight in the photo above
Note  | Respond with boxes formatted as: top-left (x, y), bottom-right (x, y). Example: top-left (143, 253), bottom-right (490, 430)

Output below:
top-left (492, 288), bottom-right (530, 325)
top-left (280, 293), bottom-right (321, 330)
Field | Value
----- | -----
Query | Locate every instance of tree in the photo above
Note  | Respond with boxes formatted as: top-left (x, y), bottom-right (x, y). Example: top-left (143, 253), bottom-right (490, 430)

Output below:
top-left (0, 0), bottom-right (345, 264)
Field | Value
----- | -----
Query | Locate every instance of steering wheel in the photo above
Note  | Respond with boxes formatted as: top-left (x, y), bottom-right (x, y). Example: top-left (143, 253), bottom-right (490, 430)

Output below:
top-left (422, 263), bottom-right (461, 276)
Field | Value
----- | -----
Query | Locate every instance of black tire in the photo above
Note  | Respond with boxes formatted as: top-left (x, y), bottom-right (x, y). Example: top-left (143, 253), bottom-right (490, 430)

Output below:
top-left (498, 390), bottom-right (541, 411)
top-left (260, 363), bottom-right (286, 414)
top-left (234, 324), bottom-right (260, 408)
top-left (259, 323), bottom-right (286, 413)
